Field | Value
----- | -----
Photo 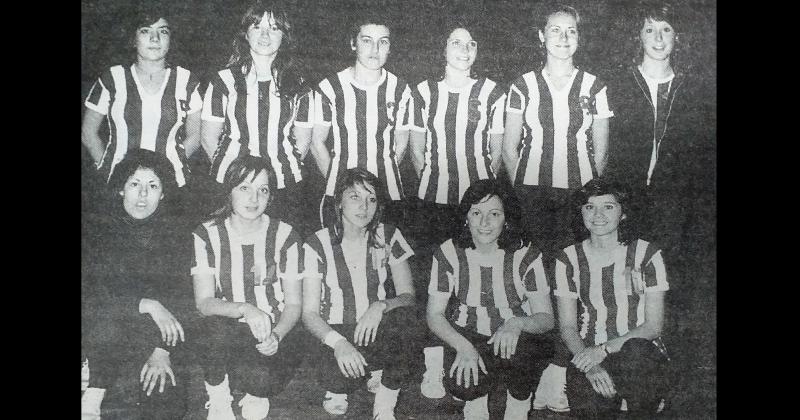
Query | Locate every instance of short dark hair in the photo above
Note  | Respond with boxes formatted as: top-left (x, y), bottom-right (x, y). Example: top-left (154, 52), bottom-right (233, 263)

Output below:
top-left (571, 177), bottom-right (636, 245)
top-left (327, 168), bottom-right (386, 249)
top-left (107, 149), bottom-right (177, 203)
top-left (209, 155), bottom-right (277, 222)
top-left (129, 1), bottom-right (173, 55)
top-left (348, 11), bottom-right (392, 47)
top-left (454, 179), bottom-right (526, 251)
top-left (537, 1), bottom-right (581, 34)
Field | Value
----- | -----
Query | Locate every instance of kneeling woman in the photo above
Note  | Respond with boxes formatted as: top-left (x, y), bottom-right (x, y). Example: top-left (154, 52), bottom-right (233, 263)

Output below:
top-left (82, 149), bottom-right (194, 420)
top-left (426, 179), bottom-right (555, 419)
top-left (302, 168), bottom-right (425, 420)
top-left (191, 156), bottom-right (305, 420)
top-left (554, 178), bottom-right (670, 418)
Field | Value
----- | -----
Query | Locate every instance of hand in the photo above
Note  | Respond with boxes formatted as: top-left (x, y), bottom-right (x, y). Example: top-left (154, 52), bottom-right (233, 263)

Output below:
top-left (255, 333), bottom-right (280, 356)
top-left (333, 339), bottom-right (368, 379)
top-left (142, 299), bottom-right (185, 347)
top-left (449, 343), bottom-right (488, 389)
top-left (585, 365), bottom-right (616, 398)
top-left (571, 345), bottom-right (607, 373)
top-left (487, 317), bottom-right (522, 359)
top-left (353, 301), bottom-right (385, 347)
top-left (140, 348), bottom-right (175, 396)
top-left (241, 304), bottom-right (272, 343)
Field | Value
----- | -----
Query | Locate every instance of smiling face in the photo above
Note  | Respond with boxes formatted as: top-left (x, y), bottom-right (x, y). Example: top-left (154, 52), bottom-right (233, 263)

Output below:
top-left (339, 182), bottom-right (378, 231)
top-left (230, 170), bottom-right (271, 222)
top-left (581, 194), bottom-right (626, 239)
top-left (135, 18), bottom-right (170, 62)
top-left (121, 168), bottom-right (164, 219)
top-left (247, 12), bottom-right (284, 58)
top-left (445, 28), bottom-right (477, 73)
top-left (467, 195), bottom-right (505, 249)
top-left (352, 24), bottom-right (391, 71)
top-left (539, 11), bottom-right (579, 61)
top-left (640, 18), bottom-right (675, 63)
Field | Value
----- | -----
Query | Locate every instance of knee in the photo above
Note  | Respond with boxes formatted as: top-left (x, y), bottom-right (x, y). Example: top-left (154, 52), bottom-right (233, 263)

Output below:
top-left (617, 338), bottom-right (661, 364)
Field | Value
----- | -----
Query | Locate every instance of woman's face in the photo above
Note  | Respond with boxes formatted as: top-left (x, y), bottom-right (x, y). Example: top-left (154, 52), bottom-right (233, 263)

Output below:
top-left (640, 18), bottom-right (675, 62)
top-left (231, 170), bottom-right (271, 222)
top-left (581, 194), bottom-right (626, 238)
top-left (539, 12), bottom-right (579, 61)
top-left (135, 18), bottom-right (170, 62)
top-left (339, 182), bottom-right (378, 230)
top-left (247, 12), bottom-right (284, 58)
top-left (445, 28), bottom-right (477, 73)
top-left (353, 24), bottom-right (391, 71)
top-left (467, 195), bottom-right (505, 248)
top-left (121, 168), bottom-right (164, 220)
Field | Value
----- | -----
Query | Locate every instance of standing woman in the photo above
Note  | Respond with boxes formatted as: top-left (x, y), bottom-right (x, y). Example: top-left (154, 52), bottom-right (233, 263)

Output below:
top-left (82, 149), bottom-right (195, 420)
top-left (191, 156), bottom-right (305, 420)
top-left (503, 2), bottom-right (614, 254)
top-left (407, 22), bottom-right (507, 399)
top-left (82, 3), bottom-right (202, 203)
top-left (553, 178), bottom-right (670, 418)
top-left (302, 168), bottom-right (425, 420)
top-left (426, 179), bottom-right (554, 420)
top-left (201, 0), bottom-right (316, 236)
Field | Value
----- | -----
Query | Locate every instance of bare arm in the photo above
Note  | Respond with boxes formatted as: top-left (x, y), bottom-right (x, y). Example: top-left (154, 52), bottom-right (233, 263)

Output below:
top-left (557, 295), bottom-right (588, 357)
top-left (603, 291), bottom-right (665, 353)
top-left (310, 124), bottom-right (332, 176)
top-left (426, 293), bottom-right (472, 353)
top-left (200, 120), bottom-right (223, 161)
top-left (383, 259), bottom-right (415, 311)
top-left (272, 276), bottom-right (303, 341)
top-left (192, 272), bottom-right (249, 318)
top-left (182, 111), bottom-right (202, 158)
top-left (293, 126), bottom-right (313, 160)
top-left (592, 117), bottom-right (610, 176)
top-left (502, 113), bottom-right (524, 183)
top-left (489, 133), bottom-right (504, 175)
top-left (81, 108), bottom-right (107, 165)
top-left (301, 274), bottom-right (336, 343)
top-left (409, 130), bottom-right (426, 177)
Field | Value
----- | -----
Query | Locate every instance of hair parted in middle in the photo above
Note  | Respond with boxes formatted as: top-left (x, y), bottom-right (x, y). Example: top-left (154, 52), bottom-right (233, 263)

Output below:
top-left (454, 179), bottom-right (527, 252)
top-left (571, 177), bottom-right (637, 245)
top-left (327, 167), bottom-right (386, 249)
top-left (209, 155), bottom-right (277, 223)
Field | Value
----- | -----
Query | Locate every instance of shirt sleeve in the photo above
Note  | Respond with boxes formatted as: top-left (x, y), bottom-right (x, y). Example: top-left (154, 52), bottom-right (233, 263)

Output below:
top-left (408, 84), bottom-right (427, 133)
top-left (201, 75), bottom-right (227, 123)
top-left (301, 240), bottom-right (325, 281)
top-left (642, 248), bottom-right (669, 292)
top-left (276, 227), bottom-right (303, 283)
top-left (593, 86), bottom-right (614, 119)
top-left (553, 251), bottom-right (578, 299)
top-left (521, 249), bottom-right (549, 294)
top-left (388, 227), bottom-right (414, 265)
top-left (428, 245), bottom-right (454, 296)
top-left (393, 85), bottom-right (412, 132)
top-left (84, 75), bottom-right (110, 116)
top-left (190, 230), bottom-right (215, 277)
top-left (293, 90), bottom-right (315, 129)
top-left (505, 80), bottom-right (526, 114)
top-left (313, 82), bottom-right (333, 126)
top-left (487, 92), bottom-right (507, 135)
top-left (187, 83), bottom-right (203, 115)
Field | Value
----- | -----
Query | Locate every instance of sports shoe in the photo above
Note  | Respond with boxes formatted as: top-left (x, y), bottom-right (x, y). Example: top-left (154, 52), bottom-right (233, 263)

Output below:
top-left (462, 395), bottom-right (489, 420)
top-left (323, 391), bottom-right (348, 415)
top-left (81, 358), bottom-right (90, 392)
top-left (657, 398), bottom-right (666, 413)
top-left (372, 384), bottom-right (399, 420)
top-left (204, 375), bottom-right (235, 420)
top-left (367, 370), bottom-right (383, 393)
top-left (620, 398), bottom-right (628, 411)
top-left (81, 387), bottom-right (105, 420)
top-left (504, 391), bottom-right (531, 420)
top-left (421, 368), bottom-right (446, 399)
top-left (239, 393), bottom-right (270, 420)
top-left (533, 364), bottom-right (569, 412)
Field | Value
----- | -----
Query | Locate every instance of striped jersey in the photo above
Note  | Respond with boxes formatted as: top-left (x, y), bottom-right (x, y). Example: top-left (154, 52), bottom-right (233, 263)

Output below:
top-left (191, 214), bottom-right (303, 324)
top-left (409, 78), bottom-right (506, 205)
top-left (314, 69), bottom-right (411, 200)
top-left (553, 239), bottom-right (669, 346)
top-left (428, 239), bottom-right (549, 337)
top-left (84, 64), bottom-right (202, 187)
top-left (303, 224), bottom-right (414, 325)
top-left (202, 67), bottom-right (313, 188)
top-left (506, 68), bottom-right (613, 189)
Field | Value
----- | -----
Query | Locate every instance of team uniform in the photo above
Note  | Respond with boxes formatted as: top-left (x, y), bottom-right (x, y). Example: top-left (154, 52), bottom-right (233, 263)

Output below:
top-left (202, 67), bottom-right (316, 234)
top-left (84, 64), bottom-right (202, 187)
top-left (506, 68), bottom-right (613, 251)
top-left (553, 239), bottom-right (670, 415)
top-left (303, 224), bottom-right (425, 393)
top-left (428, 239), bottom-right (554, 401)
top-left (191, 214), bottom-right (305, 398)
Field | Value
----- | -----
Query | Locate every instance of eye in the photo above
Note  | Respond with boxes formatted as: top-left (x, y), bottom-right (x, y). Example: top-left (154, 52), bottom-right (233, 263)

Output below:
top-left (129, 181), bottom-right (139, 187)
top-left (259, 187), bottom-right (269, 195)
top-left (160, 29), bottom-right (170, 35)
top-left (470, 210), bottom-right (480, 217)
top-left (450, 39), bottom-right (462, 47)
top-left (379, 38), bottom-right (390, 46)
top-left (369, 196), bottom-right (377, 203)
top-left (583, 204), bottom-right (594, 211)
top-left (645, 27), bottom-right (653, 33)
top-left (270, 25), bottom-right (280, 31)
top-left (239, 185), bottom-right (249, 192)
top-left (149, 183), bottom-right (160, 190)
top-left (663, 27), bottom-right (672, 33)
top-left (568, 28), bottom-right (577, 35)
top-left (139, 28), bottom-right (149, 35)
top-left (604, 204), bottom-right (616, 210)
top-left (467, 40), bottom-right (477, 49)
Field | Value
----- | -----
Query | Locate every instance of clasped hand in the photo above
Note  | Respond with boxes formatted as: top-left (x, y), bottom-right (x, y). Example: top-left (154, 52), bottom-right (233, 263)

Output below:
top-left (241, 304), bottom-right (272, 343)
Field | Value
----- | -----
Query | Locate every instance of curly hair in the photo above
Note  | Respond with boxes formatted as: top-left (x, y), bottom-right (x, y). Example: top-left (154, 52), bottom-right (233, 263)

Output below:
top-left (107, 149), bottom-right (177, 205)
top-left (454, 179), bottom-right (526, 251)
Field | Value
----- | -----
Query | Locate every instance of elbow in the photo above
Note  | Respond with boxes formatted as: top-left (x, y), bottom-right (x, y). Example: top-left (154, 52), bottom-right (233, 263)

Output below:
top-left (540, 313), bottom-right (555, 332)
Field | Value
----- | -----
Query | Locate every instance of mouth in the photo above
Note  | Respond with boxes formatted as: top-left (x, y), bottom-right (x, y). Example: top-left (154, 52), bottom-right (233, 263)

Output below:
top-left (245, 206), bottom-right (260, 212)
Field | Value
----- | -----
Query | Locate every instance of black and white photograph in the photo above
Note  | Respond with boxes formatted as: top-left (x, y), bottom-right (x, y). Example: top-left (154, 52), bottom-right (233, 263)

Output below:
top-left (81, 0), bottom-right (716, 418)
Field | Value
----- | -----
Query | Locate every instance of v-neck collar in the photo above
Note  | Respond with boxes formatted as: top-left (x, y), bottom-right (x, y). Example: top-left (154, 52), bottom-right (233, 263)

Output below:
top-left (131, 65), bottom-right (171, 98)
top-left (541, 67), bottom-right (578, 96)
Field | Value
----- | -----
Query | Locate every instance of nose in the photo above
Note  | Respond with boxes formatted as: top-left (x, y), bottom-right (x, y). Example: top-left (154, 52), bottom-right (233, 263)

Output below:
top-left (249, 190), bottom-right (259, 203)
top-left (654, 30), bottom-right (663, 42)
top-left (559, 31), bottom-right (568, 42)
top-left (359, 199), bottom-right (367, 210)
top-left (139, 186), bottom-right (148, 197)
top-left (150, 31), bottom-right (159, 42)
top-left (480, 214), bottom-right (490, 227)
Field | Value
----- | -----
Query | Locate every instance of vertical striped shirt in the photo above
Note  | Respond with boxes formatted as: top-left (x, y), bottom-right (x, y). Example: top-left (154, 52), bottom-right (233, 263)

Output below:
top-left (553, 239), bottom-right (669, 346)
top-left (202, 67), bottom-right (313, 188)
top-left (191, 214), bottom-right (303, 323)
top-left (303, 223), bottom-right (414, 325)
top-left (428, 239), bottom-right (549, 337)
top-left (84, 64), bottom-right (202, 187)
top-left (506, 68), bottom-right (613, 189)
top-left (314, 69), bottom-right (411, 200)
top-left (409, 78), bottom-right (506, 205)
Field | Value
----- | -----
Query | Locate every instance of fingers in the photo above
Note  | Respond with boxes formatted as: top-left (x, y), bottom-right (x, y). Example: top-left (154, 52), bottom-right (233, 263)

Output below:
top-left (140, 363), bottom-right (148, 383)
top-left (166, 366), bottom-right (176, 388)
top-left (369, 324), bottom-right (378, 344)
top-left (176, 321), bottom-right (185, 343)
top-left (470, 364), bottom-right (480, 387)
top-left (478, 356), bottom-right (488, 375)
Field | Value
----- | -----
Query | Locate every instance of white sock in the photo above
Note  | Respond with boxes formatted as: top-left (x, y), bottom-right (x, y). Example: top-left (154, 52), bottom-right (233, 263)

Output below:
top-left (504, 390), bottom-right (531, 420)
top-left (373, 384), bottom-right (400, 414)
top-left (424, 346), bottom-right (444, 373)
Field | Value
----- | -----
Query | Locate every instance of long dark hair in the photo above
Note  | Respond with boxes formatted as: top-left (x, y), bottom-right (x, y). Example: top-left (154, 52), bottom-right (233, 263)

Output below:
top-left (454, 179), bottom-right (525, 251)
top-left (571, 177), bottom-right (636, 245)
top-left (227, 0), bottom-right (303, 98)
top-left (208, 155), bottom-right (277, 224)
top-left (435, 21), bottom-right (481, 82)
top-left (327, 168), bottom-right (386, 249)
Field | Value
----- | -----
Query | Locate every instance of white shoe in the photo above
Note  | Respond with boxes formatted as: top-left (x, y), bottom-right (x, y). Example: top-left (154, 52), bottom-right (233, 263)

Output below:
top-left (620, 398), bottom-right (628, 411)
top-left (367, 370), bottom-right (383, 394)
top-left (535, 364), bottom-right (569, 412)
top-left (204, 375), bottom-right (235, 420)
top-left (81, 358), bottom-right (90, 392)
top-left (323, 391), bottom-right (348, 415)
top-left (239, 393), bottom-right (270, 420)
top-left (503, 391), bottom-right (531, 420)
top-left (657, 398), bottom-right (666, 413)
top-left (462, 395), bottom-right (489, 420)
top-left (421, 368), bottom-right (446, 399)
top-left (81, 387), bottom-right (105, 420)
top-left (372, 384), bottom-right (399, 420)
